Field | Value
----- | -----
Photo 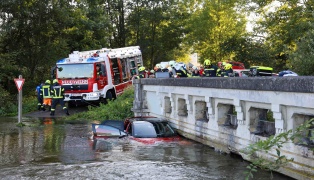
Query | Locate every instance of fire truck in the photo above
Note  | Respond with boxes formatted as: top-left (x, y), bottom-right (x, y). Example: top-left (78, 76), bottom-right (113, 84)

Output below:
top-left (51, 46), bottom-right (142, 104)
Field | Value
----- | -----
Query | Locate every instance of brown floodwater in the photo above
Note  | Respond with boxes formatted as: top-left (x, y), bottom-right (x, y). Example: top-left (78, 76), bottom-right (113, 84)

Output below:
top-left (0, 117), bottom-right (293, 180)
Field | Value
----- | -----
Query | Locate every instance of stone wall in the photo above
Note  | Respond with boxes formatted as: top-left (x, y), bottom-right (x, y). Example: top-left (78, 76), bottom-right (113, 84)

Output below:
top-left (132, 77), bottom-right (314, 180)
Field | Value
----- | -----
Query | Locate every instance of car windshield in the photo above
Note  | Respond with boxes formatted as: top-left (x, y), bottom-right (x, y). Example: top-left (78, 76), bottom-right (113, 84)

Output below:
top-left (132, 121), bottom-right (177, 138)
top-left (57, 64), bottom-right (94, 78)
top-left (152, 122), bottom-right (177, 137)
top-left (133, 121), bottom-right (157, 138)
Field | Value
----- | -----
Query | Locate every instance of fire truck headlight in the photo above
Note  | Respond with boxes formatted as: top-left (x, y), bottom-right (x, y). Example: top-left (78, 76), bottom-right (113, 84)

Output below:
top-left (90, 93), bottom-right (98, 97)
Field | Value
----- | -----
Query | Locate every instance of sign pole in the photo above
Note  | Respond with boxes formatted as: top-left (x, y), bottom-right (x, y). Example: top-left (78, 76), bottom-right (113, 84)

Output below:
top-left (14, 75), bottom-right (25, 124)
top-left (18, 75), bottom-right (23, 123)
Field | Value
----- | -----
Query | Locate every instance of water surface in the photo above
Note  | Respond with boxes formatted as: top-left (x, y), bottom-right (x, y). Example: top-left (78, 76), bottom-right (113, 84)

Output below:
top-left (0, 117), bottom-right (292, 180)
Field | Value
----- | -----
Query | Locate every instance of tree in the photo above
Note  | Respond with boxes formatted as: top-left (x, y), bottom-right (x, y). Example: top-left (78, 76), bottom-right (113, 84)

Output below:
top-left (126, 0), bottom-right (187, 68)
top-left (247, 0), bottom-right (314, 72)
top-left (184, 0), bottom-right (247, 63)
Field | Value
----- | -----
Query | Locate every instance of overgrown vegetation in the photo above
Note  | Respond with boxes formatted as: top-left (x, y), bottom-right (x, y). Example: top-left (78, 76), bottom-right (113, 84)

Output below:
top-left (64, 87), bottom-right (134, 121)
top-left (1, 1), bottom-right (314, 114)
top-left (243, 118), bottom-right (314, 179)
top-left (0, 95), bottom-right (37, 116)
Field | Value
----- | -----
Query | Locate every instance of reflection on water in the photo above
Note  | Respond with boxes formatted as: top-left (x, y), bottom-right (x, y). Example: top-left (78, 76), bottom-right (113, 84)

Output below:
top-left (0, 117), bottom-right (292, 180)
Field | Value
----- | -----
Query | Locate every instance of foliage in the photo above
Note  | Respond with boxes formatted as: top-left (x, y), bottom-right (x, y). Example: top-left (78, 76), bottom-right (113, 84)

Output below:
top-left (242, 118), bottom-right (314, 179)
top-left (247, 0), bottom-right (314, 73)
top-left (289, 27), bottom-right (314, 75)
top-left (0, 94), bottom-right (37, 116)
top-left (126, 0), bottom-right (188, 68)
top-left (185, 0), bottom-right (247, 63)
top-left (65, 87), bottom-right (134, 121)
top-left (1, 0), bottom-right (314, 113)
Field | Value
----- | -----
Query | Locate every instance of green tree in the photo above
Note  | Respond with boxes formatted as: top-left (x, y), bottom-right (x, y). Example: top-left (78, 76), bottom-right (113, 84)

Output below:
top-left (126, 0), bottom-right (187, 68)
top-left (248, 0), bottom-right (314, 72)
top-left (184, 0), bottom-right (247, 63)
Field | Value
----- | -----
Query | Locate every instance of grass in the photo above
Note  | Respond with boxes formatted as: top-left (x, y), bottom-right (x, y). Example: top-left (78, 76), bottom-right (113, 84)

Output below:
top-left (64, 86), bottom-right (134, 122)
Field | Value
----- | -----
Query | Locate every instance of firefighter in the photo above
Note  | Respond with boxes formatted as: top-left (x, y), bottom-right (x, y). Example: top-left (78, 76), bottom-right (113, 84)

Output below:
top-left (50, 79), bottom-right (69, 116)
top-left (96, 64), bottom-right (103, 76)
top-left (155, 64), bottom-right (162, 72)
top-left (217, 62), bottom-right (226, 77)
top-left (191, 66), bottom-right (200, 77)
top-left (174, 63), bottom-right (191, 77)
top-left (224, 63), bottom-right (234, 77)
top-left (203, 59), bottom-right (218, 77)
top-left (36, 82), bottom-right (44, 110)
top-left (134, 66), bottom-right (146, 79)
top-left (168, 60), bottom-right (177, 77)
top-left (168, 67), bottom-right (173, 77)
top-left (40, 80), bottom-right (52, 111)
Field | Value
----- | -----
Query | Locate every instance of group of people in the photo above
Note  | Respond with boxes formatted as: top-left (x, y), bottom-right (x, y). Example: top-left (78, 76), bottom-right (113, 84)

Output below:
top-left (36, 79), bottom-right (69, 116)
top-left (134, 59), bottom-right (234, 79)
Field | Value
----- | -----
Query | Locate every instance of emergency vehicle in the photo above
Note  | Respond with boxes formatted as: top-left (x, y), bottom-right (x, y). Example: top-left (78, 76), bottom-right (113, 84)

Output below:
top-left (51, 46), bottom-right (143, 103)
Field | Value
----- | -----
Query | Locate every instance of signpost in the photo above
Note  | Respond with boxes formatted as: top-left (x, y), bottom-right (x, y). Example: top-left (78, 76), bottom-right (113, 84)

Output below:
top-left (14, 75), bottom-right (25, 123)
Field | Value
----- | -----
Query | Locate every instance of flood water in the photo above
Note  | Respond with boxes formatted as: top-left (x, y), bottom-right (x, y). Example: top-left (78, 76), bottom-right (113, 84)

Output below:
top-left (0, 117), bottom-right (292, 180)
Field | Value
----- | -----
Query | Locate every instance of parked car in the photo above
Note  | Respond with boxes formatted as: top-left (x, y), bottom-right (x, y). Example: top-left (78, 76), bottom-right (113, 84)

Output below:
top-left (249, 66), bottom-right (273, 76)
top-left (92, 117), bottom-right (181, 144)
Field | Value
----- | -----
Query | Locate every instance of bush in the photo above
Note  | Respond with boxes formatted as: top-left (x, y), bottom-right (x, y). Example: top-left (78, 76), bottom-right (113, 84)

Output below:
top-left (65, 86), bottom-right (134, 121)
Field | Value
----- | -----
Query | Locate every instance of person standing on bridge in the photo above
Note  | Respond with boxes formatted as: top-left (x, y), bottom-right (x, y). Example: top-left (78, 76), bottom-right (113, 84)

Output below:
top-left (50, 79), bottom-right (69, 116)
top-left (203, 59), bottom-right (217, 77)
top-left (224, 63), bottom-right (234, 77)
top-left (40, 80), bottom-right (52, 111)
top-left (134, 66), bottom-right (146, 79)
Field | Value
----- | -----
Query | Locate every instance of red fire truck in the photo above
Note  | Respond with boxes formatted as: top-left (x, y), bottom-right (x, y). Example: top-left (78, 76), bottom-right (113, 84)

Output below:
top-left (51, 46), bottom-right (142, 104)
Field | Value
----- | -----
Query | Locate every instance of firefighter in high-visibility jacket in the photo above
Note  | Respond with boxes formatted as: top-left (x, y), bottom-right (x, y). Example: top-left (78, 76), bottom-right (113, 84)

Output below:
top-left (203, 59), bottom-right (218, 77)
top-left (40, 80), bottom-right (52, 111)
top-left (50, 79), bottom-right (69, 116)
top-left (134, 66), bottom-right (146, 79)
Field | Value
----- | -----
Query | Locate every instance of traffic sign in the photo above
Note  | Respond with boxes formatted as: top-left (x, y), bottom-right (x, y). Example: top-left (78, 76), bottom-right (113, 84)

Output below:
top-left (14, 78), bottom-right (25, 92)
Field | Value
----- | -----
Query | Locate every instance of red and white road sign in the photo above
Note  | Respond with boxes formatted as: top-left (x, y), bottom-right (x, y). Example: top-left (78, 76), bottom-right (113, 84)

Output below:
top-left (14, 78), bottom-right (25, 92)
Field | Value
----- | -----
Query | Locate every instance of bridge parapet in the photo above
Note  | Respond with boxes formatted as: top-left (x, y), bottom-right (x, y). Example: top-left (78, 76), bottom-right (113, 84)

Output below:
top-left (133, 77), bottom-right (314, 180)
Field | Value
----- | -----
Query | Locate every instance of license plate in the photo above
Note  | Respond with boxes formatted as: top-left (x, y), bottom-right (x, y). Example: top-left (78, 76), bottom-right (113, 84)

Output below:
top-left (71, 93), bottom-right (81, 96)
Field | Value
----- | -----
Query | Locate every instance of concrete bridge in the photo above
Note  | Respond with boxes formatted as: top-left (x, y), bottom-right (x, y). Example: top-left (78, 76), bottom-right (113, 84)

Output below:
top-left (132, 77), bottom-right (314, 180)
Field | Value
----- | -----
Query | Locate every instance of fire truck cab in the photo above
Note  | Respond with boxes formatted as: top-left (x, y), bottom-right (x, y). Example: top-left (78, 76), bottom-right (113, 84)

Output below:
top-left (51, 46), bottom-right (142, 103)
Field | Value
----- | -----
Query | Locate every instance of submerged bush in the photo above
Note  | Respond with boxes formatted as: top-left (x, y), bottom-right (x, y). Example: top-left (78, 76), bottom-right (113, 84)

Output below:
top-left (65, 86), bottom-right (134, 121)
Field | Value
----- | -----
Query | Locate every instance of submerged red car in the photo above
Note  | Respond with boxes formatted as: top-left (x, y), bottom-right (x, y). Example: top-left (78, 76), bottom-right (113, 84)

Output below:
top-left (92, 117), bottom-right (181, 144)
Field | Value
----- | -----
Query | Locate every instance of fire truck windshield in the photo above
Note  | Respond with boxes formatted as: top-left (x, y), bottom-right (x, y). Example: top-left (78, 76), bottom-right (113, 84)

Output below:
top-left (57, 64), bottom-right (94, 79)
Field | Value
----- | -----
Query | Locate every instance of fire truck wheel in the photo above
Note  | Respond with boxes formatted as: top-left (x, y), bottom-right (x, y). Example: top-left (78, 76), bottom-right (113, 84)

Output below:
top-left (106, 91), bottom-right (113, 100)
top-left (101, 91), bottom-right (113, 104)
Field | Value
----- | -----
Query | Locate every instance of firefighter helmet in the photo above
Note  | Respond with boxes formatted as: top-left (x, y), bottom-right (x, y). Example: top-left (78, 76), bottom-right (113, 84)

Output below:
top-left (156, 64), bottom-right (161, 68)
top-left (45, 80), bottom-right (51, 84)
top-left (53, 79), bottom-right (58, 84)
top-left (225, 63), bottom-right (232, 70)
top-left (204, 59), bottom-right (211, 66)
top-left (139, 66), bottom-right (145, 71)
